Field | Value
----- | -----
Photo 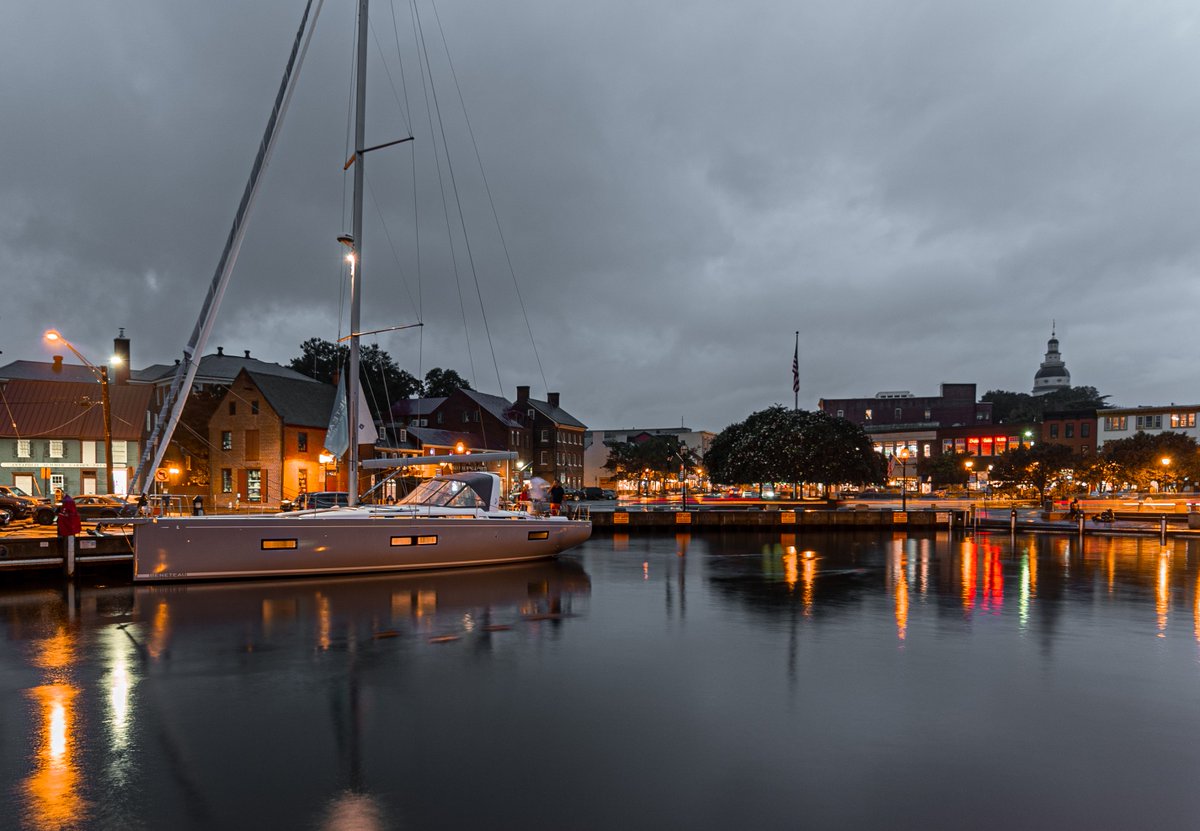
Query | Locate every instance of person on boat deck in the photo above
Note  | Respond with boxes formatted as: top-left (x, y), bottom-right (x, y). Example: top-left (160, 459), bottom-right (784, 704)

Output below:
top-left (549, 480), bottom-right (565, 516)
top-left (528, 476), bottom-right (549, 514)
top-left (56, 491), bottom-right (81, 540)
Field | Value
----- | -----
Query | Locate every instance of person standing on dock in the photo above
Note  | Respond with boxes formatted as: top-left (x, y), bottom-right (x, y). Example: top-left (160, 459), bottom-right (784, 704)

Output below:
top-left (56, 491), bottom-right (81, 544)
top-left (549, 480), bottom-right (565, 516)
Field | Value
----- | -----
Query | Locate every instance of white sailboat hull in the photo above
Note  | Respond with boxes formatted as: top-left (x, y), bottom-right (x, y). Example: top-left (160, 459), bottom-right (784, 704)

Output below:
top-left (133, 510), bottom-right (591, 582)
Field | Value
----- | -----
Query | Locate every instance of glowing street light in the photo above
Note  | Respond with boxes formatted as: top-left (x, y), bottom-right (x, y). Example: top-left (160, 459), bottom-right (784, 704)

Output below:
top-left (44, 329), bottom-right (115, 494)
top-left (897, 447), bottom-right (911, 512)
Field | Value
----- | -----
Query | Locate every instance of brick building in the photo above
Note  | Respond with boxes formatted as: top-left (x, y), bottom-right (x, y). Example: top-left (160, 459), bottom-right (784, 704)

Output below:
top-left (207, 369), bottom-right (337, 509)
top-left (1041, 409), bottom-right (1097, 456)
top-left (818, 383), bottom-right (991, 432)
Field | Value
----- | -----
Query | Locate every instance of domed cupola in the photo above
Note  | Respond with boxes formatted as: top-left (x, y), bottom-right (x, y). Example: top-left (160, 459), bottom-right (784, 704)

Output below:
top-left (1032, 323), bottom-right (1070, 396)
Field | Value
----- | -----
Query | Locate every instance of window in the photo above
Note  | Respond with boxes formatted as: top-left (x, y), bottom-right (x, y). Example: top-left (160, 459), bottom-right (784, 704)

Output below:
top-left (298, 432), bottom-right (308, 452)
top-left (540, 429), bottom-right (549, 442)
top-left (245, 430), bottom-right (260, 461)
top-left (836, 409), bottom-right (844, 418)
top-left (1135, 415), bottom-right (1162, 430)
top-left (50, 474), bottom-right (64, 494)
top-left (229, 401), bottom-right (237, 416)
top-left (221, 431), bottom-right (233, 451)
top-left (251, 400), bottom-right (259, 415)
top-left (1104, 416), bottom-right (1127, 431)
top-left (942, 439), bottom-right (953, 453)
top-left (1081, 423), bottom-right (1090, 437)
top-left (540, 451), bottom-right (547, 464)
top-left (894, 407), bottom-right (902, 419)
top-left (1171, 412), bottom-right (1196, 428)
top-left (297, 469), bottom-right (308, 494)
top-left (246, 469), bottom-right (262, 502)
top-left (436, 412), bottom-right (444, 425)
top-left (222, 469), bottom-right (233, 493)
top-left (1065, 424), bottom-right (1074, 438)
top-left (924, 409), bottom-right (932, 420)
top-left (864, 409), bottom-right (873, 421)
top-left (49, 440), bottom-right (64, 459)
top-left (1049, 424), bottom-right (1058, 439)
top-left (112, 442), bottom-right (127, 464)
top-left (16, 439), bottom-right (30, 458)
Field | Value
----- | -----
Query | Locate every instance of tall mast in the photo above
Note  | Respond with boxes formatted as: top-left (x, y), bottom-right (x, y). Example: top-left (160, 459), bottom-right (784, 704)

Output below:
top-left (347, 0), bottom-right (369, 507)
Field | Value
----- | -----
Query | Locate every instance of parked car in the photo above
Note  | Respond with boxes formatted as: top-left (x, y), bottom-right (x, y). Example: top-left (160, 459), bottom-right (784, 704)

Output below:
top-left (34, 494), bottom-right (140, 525)
top-left (0, 485), bottom-right (42, 521)
top-left (283, 491), bottom-right (351, 511)
top-left (0, 508), bottom-right (10, 527)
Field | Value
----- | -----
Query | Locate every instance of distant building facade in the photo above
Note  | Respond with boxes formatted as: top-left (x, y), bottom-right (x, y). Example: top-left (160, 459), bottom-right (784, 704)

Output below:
top-left (1041, 409), bottom-right (1097, 456)
top-left (818, 384), bottom-right (991, 432)
top-left (1095, 404), bottom-right (1200, 451)
top-left (583, 427), bottom-right (715, 489)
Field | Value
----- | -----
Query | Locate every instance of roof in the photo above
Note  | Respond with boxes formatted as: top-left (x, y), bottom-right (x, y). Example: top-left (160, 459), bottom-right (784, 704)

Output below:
top-left (390, 397), bottom-right (447, 418)
top-left (138, 351), bottom-right (315, 386)
top-left (461, 389), bottom-right (525, 428)
top-left (0, 360), bottom-right (107, 384)
top-left (526, 397), bottom-right (586, 429)
top-left (0, 379), bottom-right (153, 440)
top-left (1034, 365), bottom-right (1070, 378)
top-left (242, 370), bottom-right (337, 429)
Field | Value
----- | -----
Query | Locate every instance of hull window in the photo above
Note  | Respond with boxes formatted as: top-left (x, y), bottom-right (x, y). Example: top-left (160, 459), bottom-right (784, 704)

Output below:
top-left (261, 539), bottom-right (298, 550)
top-left (528, 531), bottom-right (549, 540)
top-left (392, 535), bottom-right (439, 547)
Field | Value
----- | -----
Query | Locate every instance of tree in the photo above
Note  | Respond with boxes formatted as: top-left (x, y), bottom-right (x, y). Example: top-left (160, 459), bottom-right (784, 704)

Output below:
top-left (982, 386), bottom-right (1112, 424)
top-left (1100, 432), bottom-right (1200, 492)
top-left (990, 443), bottom-right (1076, 501)
top-left (919, 450), bottom-right (972, 488)
top-left (704, 406), bottom-right (883, 491)
top-left (290, 338), bottom-right (425, 418)
top-left (603, 434), bottom-right (696, 495)
top-left (423, 367), bottom-right (472, 397)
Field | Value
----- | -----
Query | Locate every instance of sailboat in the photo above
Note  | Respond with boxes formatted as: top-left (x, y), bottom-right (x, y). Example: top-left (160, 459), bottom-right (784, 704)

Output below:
top-left (131, 0), bottom-right (591, 582)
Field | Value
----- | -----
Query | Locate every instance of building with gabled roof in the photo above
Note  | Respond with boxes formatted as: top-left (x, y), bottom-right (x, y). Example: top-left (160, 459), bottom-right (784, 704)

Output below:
top-left (0, 378), bottom-right (153, 496)
top-left (204, 369), bottom-right (337, 509)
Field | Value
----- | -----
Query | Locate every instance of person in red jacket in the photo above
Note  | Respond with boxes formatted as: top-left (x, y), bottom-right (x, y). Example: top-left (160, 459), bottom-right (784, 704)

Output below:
top-left (56, 491), bottom-right (82, 539)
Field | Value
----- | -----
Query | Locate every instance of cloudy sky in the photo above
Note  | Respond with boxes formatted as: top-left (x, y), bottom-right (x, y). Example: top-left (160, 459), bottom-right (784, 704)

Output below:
top-left (2, 0), bottom-right (1198, 433)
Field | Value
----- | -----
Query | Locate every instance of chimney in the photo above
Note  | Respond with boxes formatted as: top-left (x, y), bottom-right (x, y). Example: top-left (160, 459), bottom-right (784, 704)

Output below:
top-left (516, 385), bottom-right (530, 402)
top-left (547, 392), bottom-right (560, 408)
top-left (244, 349), bottom-right (251, 358)
top-left (217, 346), bottom-right (224, 356)
top-left (113, 328), bottom-right (130, 384)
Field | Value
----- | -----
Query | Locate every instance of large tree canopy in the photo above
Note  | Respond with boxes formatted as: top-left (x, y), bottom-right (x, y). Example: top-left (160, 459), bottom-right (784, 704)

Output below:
top-left (423, 367), bottom-right (472, 397)
top-left (289, 338), bottom-right (439, 417)
top-left (1099, 431), bottom-right (1200, 491)
top-left (990, 442), bottom-right (1076, 501)
top-left (704, 406), bottom-right (883, 489)
top-left (982, 386), bottom-right (1111, 424)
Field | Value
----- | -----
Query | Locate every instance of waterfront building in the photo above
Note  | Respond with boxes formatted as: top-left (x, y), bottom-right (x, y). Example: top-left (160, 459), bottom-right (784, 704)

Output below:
top-left (818, 383), bottom-right (991, 432)
top-left (1096, 404), bottom-right (1200, 451)
top-left (1041, 409), bottom-right (1097, 456)
top-left (0, 378), bottom-right (152, 496)
top-left (206, 369), bottom-right (338, 509)
top-left (1032, 327), bottom-right (1071, 396)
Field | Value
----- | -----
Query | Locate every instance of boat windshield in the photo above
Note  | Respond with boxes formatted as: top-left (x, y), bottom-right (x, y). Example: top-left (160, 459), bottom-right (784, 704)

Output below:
top-left (397, 478), bottom-right (485, 509)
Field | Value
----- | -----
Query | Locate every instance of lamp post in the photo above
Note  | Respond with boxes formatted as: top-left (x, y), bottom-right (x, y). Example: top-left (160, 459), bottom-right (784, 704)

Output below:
top-left (44, 330), bottom-right (115, 494)
top-left (897, 447), bottom-right (910, 512)
top-left (1161, 456), bottom-right (1171, 492)
top-left (965, 459), bottom-right (975, 493)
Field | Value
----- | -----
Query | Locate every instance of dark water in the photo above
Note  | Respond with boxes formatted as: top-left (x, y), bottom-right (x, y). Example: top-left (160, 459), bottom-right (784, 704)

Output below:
top-left (3, 530), bottom-right (1200, 830)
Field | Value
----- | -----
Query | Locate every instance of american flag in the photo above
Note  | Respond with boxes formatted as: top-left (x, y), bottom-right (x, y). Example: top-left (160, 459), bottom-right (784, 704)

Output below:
top-left (792, 340), bottom-right (799, 394)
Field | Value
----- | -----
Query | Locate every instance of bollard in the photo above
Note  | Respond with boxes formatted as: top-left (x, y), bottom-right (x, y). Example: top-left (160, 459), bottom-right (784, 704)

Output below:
top-left (1078, 513), bottom-right (1085, 536)
top-left (1010, 507), bottom-right (1018, 535)
top-left (64, 535), bottom-right (75, 578)
top-left (1161, 516), bottom-right (1167, 544)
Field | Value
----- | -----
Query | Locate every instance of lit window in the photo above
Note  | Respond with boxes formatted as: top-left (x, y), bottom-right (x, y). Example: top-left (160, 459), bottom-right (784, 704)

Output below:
top-left (247, 469), bottom-right (262, 502)
top-left (864, 409), bottom-right (873, 421)
top-left (49, 440), bottom-right (64, 459)
top-left (221, 431), bottom-right (233, 451)
top-left (222, 469), bottom-right (233, 493)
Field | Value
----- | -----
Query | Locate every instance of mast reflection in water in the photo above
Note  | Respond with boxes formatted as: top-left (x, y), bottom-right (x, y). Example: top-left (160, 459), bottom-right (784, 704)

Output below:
top-left (6, 533), bottom-right (1200, 829)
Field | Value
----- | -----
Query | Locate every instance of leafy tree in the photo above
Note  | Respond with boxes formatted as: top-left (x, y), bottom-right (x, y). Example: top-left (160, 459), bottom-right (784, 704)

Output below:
top-left (290, 338), bottom-right (424, 418)
top-left (990, 443), bottom-right (1076, 501)
top-left (704, 406), bottom-right (883, 491)
top-left (423, 367), bottom-right (472, 397)
top-left (919, 450), bottom-right (972, 488)
top-left (603, 434), bottom-right (697, 495)
top-left (982, 386), bottom-right (1112, 424)
top-left (1100, 431), bottom-right (1200, 492)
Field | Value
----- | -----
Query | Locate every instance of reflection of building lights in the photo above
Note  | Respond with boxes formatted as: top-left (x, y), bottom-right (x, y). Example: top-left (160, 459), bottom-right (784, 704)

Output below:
top-left (1018, 553), bottom-right (1030, 630)
top-left (961, 542), bottom-right (976, 612)
top-left (782, 550), bottom-right (798, 590)
top-left (1157, 549), bottom-right (1170, 637)
top-left (893, 543), bottom-right (909, 641)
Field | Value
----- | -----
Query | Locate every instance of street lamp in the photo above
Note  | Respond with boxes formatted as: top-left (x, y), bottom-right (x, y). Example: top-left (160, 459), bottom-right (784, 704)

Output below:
top-left (44, 329), bottom-right (115, 494)
top-left (965, 459), bottom-right (975, 493)
top-left (897, 447), bottom-right (910, 512)
top-left (1161, 457), bottom-right (1171, 492)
